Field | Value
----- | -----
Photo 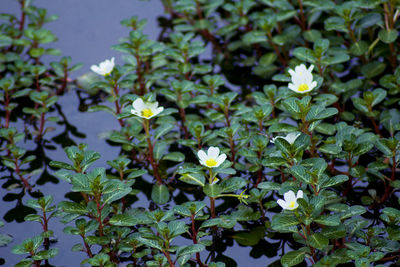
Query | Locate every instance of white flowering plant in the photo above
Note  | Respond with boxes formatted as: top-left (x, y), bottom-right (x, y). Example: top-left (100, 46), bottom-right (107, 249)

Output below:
top-left (2, 0), bottom-right (400, 267)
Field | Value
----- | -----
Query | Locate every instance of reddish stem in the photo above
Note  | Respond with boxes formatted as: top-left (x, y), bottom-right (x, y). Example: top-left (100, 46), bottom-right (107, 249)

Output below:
top-left (4, 90), bottom-right (10, 128)
top-left (112, 84), bottom-right (124, 127)
top-left (190, 214), bottom-right (204, 267)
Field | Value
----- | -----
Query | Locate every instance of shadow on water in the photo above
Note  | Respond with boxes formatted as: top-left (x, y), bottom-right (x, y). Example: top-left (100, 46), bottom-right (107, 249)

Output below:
top-left (0, 1), bottom-right (280, 266)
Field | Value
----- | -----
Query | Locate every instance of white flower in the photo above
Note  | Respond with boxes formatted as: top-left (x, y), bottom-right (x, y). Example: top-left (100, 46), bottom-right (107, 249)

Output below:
top-left (277, 190), bottom-right (303, 210)
top-left (90, 57), bottom-right (115, 76)
top-left (131, 98), bottom-right (164, 119)
top-left (288, 64), bottom-right (317, 93)
top-left (197, 147), bottom-right (226, 168)
top-left (270, 132), bottom-right (300, 145)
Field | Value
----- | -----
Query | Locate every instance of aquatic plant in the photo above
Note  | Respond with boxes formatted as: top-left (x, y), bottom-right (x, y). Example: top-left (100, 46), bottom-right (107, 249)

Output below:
top-left (1, 0), bottom-right (400, 266)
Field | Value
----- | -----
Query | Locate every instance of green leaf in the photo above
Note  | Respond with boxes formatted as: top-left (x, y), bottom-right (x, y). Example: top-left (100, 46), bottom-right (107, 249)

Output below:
top-left (308, 233), bottom-right (329, 249)
top-left (24, 214), bottom-right (42, 222)
top-left (102, 180), bottom-right (132, 204)
top-left (151, 184), bottom-right (170, 205)
top-left (269, 123), bottom-right (298, 133)
top-left (378, 29), bottom-right (398, 44)
top-left (176, 244), bottom-right (205, 257)
top-left (154, 123), bottom-right (175, 140)
top-left (314, 107), bottom-right (338, 120)
top-left (341, 205), bottom-right (366, 220)
top-left (274, 138), bottom-right (292, 156)
top-left (137, 237), bottom-right (163, 250)
top-left (220, 177), bottom-right (246, 193)
top-left (319, 144), bottom-right (341, 154)
top-left (33, 248), bottom-right (59, 260)
top-left (292, 47), bottom-right (316, 63)
top-left (58, 201), bottom-right (87, 214)
top-left (0, 34), bottom-right (12, 48)
top-left (361, 61), bottom-right (386, 78)
top-left (203, 184), bottom-right (222, 197)
top-left (271, 214), bottom-right (299, 233)
top-left (88, 105), bottom-right (115, 115)
top-left (282, 98), bottom-right (301, 114)
top-left (371, 88), bottom-right (387, 107)
top-left (321, 224), bottom-right (346, 239)
top-left (314, 215), bottom-right (341, 226)
top-left (281, 250), bottom-right (306, 267)
top-left (257, 181), bottom-right (281, 191)
top-left (49, 161), bottom-right (75, 170)
top-left (163, 152), bottom-right (185, 162)
top-left (320, 175), bottom-right (348, 188)
top-left (290, 165), bottom-right (312, 184)
top-left (179, 173), bottom-right (205, 186)
top-left (321, 53), bottom-right (350, 65)
top-left (14, 259), bottom-right (33, 267)
top-left (242, 31), bottom-right (267, 45)
top-left (353, 143), bottom-right (373, 156)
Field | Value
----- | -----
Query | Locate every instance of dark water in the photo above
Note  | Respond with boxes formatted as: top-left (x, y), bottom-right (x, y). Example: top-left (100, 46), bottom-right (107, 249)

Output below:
top-left (0, 1), bottom-right (271, 266)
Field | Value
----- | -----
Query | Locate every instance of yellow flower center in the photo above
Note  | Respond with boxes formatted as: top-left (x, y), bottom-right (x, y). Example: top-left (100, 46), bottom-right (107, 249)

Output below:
top-left (288, 201), bottom-right (296, 208)
top-left (298, 83), bottom-right (309, 92)
top-left (141, 108), bottom-right (154, 118)
top-left (205, 158), bottom-right (217, 167)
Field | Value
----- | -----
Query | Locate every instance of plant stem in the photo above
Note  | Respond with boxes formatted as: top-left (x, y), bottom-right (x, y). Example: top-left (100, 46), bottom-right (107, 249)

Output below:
top-left (298, 0), bottom-right (307, 31)
top-left (162, 250), bottom-right (174, 267)
top-left (177, 92), bottom-right (189, 139)
top-left (81, 233), bottom-right (93, 257)
top-left (18, 0), bottom-right (26, 37)
top-left (143, 119), bottom-right (163, 185)
top-left (112, 84), bottom-right (124, 127)
top-left (190, 214), bottom-right (204, 267)
top-left (56, 67), bottom-right (68, 95)
top-left (14, 158), bottom-right (33, 191)
top-left (96, 195), bottom-right (104, 236)
top-left (134, 53), bottom-right (146, 95)
top-left (42, 209), bottom-right (50, 249)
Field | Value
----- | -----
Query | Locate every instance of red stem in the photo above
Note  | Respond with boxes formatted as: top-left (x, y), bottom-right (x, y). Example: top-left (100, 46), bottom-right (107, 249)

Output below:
top-left (191, 214), bottom-right (204, 267)
top-left (4, 90), bottom-right (10, 128)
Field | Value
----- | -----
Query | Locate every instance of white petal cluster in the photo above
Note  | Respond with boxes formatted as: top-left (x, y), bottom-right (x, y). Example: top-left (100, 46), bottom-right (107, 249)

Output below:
top-left (131, 98), bottom-right (164, 119)
top-left (270, 132), bottom-right (300, 145)
top-left (277, 190), bottom-right (303, 210)
top-left (90, 57), bottom-right (115, 76)
top-left (288, 64), bottom-right (317, 94)
top-left (197, 147), bottom-right (226, 168)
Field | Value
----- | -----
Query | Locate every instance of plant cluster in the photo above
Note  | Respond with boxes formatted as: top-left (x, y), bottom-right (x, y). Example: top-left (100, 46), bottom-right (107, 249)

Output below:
top-left (1, 0), bottom-right (400, 266)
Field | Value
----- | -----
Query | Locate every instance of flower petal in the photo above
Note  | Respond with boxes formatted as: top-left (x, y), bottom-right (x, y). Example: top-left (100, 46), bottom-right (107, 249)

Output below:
top-left (296, 190), bottom-right (303, 199)
top-left (310, 81), bottom-right (317, 90)
top-left (154, 106), bottom-right (164, 116)
top-left (132, 98), bottom-right (145, 111)
top-left (199, 160), bottom-right (207, 167)
top-left (130, 109), bottom-right (140, 116)
top-left (277, 199), bottom-right (287, 209)
top-left (197, 150), bottom-right (208, 162)
top-left (148, 102), bottom-right (159, 111)
top-left (285, 132), bottom-right (300, 144)
top-left (215, 153), bottom-right (227, 167)
top-left (284, 190), bottom-right (296, 202)
top-left (208, 147), bottom-right (220, 159)
top-left (288, 83), bottom-right (297, 92)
